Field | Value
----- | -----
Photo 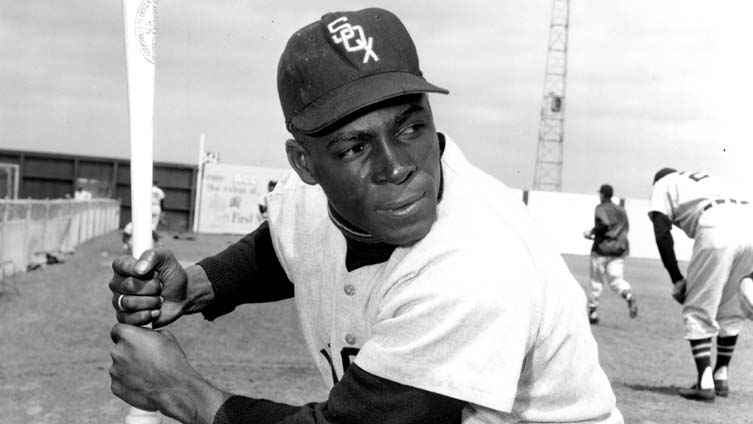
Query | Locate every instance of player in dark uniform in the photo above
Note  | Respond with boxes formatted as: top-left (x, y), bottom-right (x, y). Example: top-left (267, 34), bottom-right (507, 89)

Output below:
top-left (582, 184), bottom-right (637, 324)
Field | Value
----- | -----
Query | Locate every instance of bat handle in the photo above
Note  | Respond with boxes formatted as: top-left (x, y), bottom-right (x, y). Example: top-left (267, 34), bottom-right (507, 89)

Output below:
top-left (125, 407), bottom-right (162, 424)
top-left (124, 320), bottom-right (162, 423)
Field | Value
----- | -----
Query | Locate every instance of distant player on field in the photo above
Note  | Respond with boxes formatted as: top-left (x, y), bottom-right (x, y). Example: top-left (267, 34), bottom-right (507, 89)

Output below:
top-left (257, 179), bottom-right (277, 221)
top-left (582, 184), bottom-right (637, 324)
top-left (151, 180), bottom-right (165, 231)
top-left (106, 8), bottom-right (623, 423)
top-left (649, 167), bottom-right (753, 402)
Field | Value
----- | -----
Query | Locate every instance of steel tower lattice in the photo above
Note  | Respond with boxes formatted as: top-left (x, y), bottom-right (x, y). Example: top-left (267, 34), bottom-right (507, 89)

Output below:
top-left (533, 0), bottom-right (569, 191)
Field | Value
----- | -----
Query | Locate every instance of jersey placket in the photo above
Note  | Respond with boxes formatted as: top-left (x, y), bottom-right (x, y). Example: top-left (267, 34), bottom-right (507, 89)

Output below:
top-left (331, 266), bottom-right (381, 379)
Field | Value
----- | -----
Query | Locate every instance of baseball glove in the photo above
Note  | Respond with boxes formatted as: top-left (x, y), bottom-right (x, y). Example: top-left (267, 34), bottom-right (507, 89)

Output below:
top-left (672, 279), bottom-right (687, 305)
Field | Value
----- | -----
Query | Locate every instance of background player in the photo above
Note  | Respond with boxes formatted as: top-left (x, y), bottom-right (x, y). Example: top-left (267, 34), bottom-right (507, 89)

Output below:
top-left (107, 8), bottom-right (623, 423)
top-left (151, 179), bottom-right (165, 231)
top-left (582, 184), bottom-right (637, 324)
top-left (649, 167), bottom-right (753, 402)
top-left (257, 179), bottom-right (277, 221)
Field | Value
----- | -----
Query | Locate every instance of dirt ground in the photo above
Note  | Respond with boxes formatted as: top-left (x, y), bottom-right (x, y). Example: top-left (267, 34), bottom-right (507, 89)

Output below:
top-left (0, 231), bottom-right (751, 423)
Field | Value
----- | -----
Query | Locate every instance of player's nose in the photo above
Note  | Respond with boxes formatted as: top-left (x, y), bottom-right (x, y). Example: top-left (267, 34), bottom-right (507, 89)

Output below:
top-left (372, 136), bottom-right (415, 185)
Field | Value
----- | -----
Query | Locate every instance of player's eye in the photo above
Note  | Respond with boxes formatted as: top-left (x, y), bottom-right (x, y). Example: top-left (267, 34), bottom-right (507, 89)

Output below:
top-left (336, 143), bottom-right (368, 160)
top-left (398, 122), bottom-right (425, 138)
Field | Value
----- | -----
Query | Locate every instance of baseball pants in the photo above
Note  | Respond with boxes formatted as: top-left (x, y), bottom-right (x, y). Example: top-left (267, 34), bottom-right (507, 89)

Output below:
top-left (587, 254), bottom-right (631, 309)
top-left (683, 208), bottom-right (753, 340)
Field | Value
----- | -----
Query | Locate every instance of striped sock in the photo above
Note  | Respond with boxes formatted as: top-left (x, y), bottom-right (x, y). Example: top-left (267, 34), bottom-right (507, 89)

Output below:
top-left (689, 338), bottom-right (713, 389)
top-left (714, 335), bottom-right (738, 380)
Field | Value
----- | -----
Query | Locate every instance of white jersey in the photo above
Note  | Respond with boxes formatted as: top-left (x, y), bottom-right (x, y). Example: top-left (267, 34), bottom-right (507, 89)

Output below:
top-left (266, 135), bottom-right (622, 423)
top-left (73, 189), bottom-right (92, 200)
top-left (152, 185), bottom-right (165, 210)
top-left (649, 171), bottom-right (750, 239)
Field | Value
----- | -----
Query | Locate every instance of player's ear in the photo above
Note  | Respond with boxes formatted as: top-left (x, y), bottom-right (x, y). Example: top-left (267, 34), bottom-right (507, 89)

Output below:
top-left (285, 138), bottom-right (318, 185)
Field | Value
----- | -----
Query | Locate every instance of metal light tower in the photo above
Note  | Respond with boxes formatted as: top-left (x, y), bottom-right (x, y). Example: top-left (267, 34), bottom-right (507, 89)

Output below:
top-left (533, 0), bottom-right (570, 191)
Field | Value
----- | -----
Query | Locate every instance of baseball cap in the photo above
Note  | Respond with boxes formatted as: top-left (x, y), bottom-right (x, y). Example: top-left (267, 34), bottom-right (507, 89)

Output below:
top-left (277, 8), bottom-right (449, 135)
top-left (653, 167), bottom-right (677, 184)
top-left (598, 184), bottom-right (613, 198)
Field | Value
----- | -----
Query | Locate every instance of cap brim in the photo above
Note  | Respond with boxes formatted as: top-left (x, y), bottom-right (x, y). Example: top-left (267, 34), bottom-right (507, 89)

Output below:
top-left (291, 71), bottom-right (448, 134)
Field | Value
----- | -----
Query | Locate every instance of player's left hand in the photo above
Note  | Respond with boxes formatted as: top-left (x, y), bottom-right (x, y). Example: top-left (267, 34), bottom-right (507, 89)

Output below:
top-left (672, 278), bottom-right (687, 305)
top-left (582, 230), bottom-right (593, 240)
top-left (110, 324), bottom-right (227, 422)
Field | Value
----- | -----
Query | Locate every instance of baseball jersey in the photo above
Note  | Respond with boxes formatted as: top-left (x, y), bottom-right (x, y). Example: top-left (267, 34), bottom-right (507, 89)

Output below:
top-left (649, 171), bottom-right (749, 239)
top-left (152, 185), bottom-right (165, 209)
top-left (266, 135), bottom-right (621, 423)
top-left (73, 189), bottom-right (92, 200)
top-left (591, 201), bottom-right (629, 257)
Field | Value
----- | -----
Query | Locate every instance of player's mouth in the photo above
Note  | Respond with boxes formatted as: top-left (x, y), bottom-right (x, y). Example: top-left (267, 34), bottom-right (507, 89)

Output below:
top-left (377, 192), bottom-right (426, 217)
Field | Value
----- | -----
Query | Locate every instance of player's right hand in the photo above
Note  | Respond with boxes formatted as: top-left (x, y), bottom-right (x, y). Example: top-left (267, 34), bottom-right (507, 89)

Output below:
top-left (672, 278), bottom-right (687, 305)
top-left (109, 248), bottom-right (188, 328)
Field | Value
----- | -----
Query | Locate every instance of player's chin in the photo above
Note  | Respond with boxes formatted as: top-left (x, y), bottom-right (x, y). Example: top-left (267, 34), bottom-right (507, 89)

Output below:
top-left (372, 208), bottom-right (436, 246)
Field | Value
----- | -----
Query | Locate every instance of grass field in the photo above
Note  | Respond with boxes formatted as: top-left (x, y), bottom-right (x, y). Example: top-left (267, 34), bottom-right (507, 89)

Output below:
top-left (0, 231), bottom-right (751, 424)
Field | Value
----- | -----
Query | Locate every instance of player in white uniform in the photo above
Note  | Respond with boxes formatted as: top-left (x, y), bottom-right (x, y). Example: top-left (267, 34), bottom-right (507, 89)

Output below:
top-left (106, 8), bottom-right (622, 424)
top-left (151, 180), bottom-right (165, 230)
top-left (648, 167), bottom-right (753, 402)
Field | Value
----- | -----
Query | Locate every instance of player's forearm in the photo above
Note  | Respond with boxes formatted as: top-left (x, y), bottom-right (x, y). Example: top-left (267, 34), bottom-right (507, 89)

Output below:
top-left (655, 235), bottom-right (683, 283)
top-left (197, 221), bottom-right (294, 320)
top-left (157, 371), bottom-right (231, 424)
top-left (650, 212), bottom-right (683, 283)
top-left (182, 264), bottom-right (217, 315)
top-left (212, 364), bottom-right (466, 424)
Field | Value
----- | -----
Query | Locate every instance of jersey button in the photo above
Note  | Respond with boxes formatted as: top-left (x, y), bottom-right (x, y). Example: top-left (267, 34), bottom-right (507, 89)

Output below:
top-left (344, 333), bottom-right (357, 345)
top-left (344, 284), bottom-right (356, 296)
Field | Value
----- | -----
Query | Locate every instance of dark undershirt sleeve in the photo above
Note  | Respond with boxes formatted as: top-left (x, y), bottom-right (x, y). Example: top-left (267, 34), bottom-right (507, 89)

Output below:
top-left (213, 364), bottom-right (466, 424)
top-left (197, 220), bottom-right (294, 320)
top-left (649, 212), bottom-right (684, 284)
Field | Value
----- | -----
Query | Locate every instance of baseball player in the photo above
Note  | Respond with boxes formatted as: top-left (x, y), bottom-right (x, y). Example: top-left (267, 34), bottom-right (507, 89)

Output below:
top-left (108, 8), bottom-right (623, 423)
top-left (257, 179), bottom-right (278, 221)
top-left (649, 167), bottom-right (753, 402)
top-left (582, 184), bottom-right (637, 324)
top-left (151, 180), bottom-right (165, 230)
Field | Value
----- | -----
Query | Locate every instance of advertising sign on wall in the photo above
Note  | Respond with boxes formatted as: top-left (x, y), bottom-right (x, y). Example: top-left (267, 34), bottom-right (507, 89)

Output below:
top-left (196, 163), bottom-right (288, 234)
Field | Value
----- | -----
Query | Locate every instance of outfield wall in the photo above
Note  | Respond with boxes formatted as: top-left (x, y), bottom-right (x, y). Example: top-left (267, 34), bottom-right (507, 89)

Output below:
top-left (520, 189), bottom-right (692, 261)
top-left (190, 164), bottom-right (692, 261)
top-left (0, 199), bottom-right (120, 281)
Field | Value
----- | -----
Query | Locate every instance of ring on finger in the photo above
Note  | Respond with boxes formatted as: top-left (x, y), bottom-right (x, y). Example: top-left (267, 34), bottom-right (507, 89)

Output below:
top-left (117, 294), bottom-right (126, 312)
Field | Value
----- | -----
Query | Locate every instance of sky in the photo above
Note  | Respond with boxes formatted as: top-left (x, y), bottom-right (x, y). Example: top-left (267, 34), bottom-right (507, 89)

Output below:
top-left (1, 1), bottom-right (751, 199)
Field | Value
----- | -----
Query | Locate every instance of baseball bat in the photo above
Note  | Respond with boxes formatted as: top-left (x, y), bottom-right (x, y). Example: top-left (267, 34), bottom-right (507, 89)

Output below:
top-left (122, 0), bottom-right (161, 423)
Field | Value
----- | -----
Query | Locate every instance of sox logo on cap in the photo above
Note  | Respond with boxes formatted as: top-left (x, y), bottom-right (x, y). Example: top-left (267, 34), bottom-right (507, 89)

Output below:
top-left (327, 17), bottom-right (379, 63)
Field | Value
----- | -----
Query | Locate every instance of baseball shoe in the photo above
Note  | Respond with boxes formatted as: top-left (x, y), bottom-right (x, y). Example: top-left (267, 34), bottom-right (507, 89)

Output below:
top-left (588, 308), bottom-right (599, 325)
top-left (626, 294), bottom-right (638, 319)
top-left (714, 379), bottom-right (728, 397)
top-left (678, 384), bottom-right (715, 402)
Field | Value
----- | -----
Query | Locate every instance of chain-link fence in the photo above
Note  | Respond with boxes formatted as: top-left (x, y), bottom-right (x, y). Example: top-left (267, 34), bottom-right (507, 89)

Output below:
top-left (0, 198), bottom-right (120, 281)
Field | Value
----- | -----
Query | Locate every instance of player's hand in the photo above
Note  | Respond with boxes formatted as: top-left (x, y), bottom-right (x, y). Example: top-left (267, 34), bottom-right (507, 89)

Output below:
top-left (110, 324), bottom-right (226, 423)
top-left (582, 230), bottom-right (593, 240)
top-left (109, 248), bottom-right (188, 328)
top-left (672, 278), bottom-right (687, 305)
